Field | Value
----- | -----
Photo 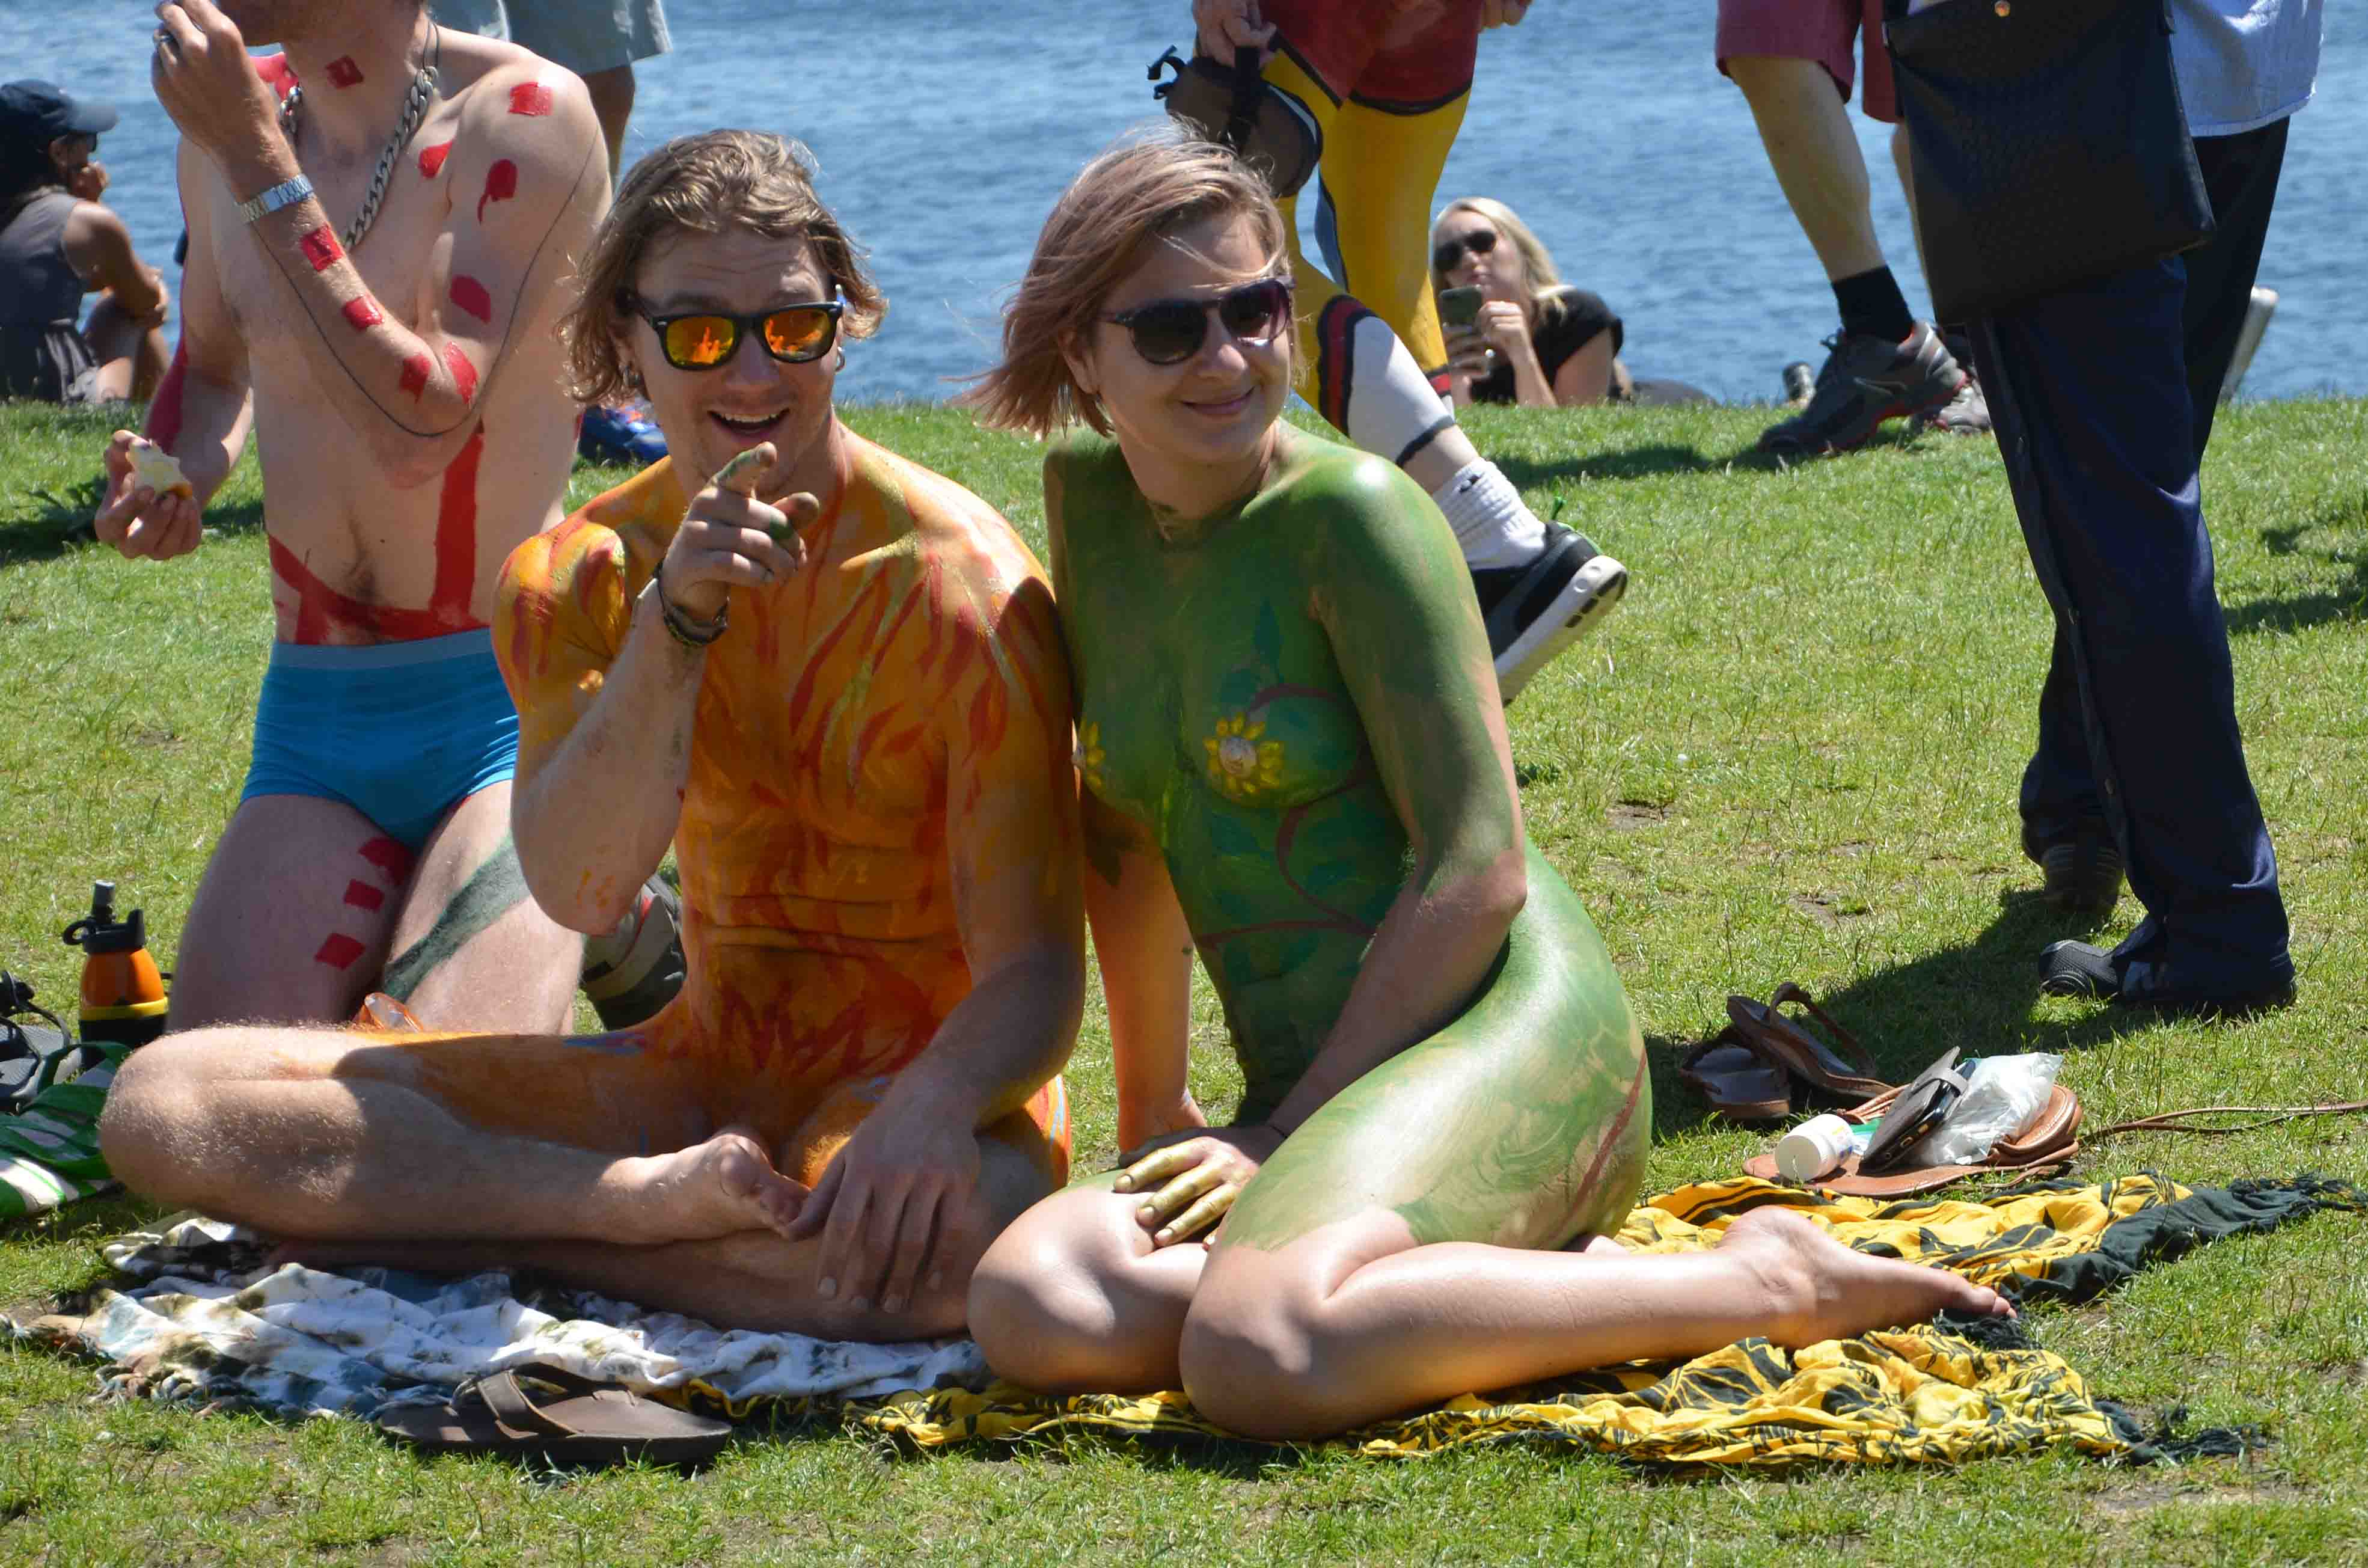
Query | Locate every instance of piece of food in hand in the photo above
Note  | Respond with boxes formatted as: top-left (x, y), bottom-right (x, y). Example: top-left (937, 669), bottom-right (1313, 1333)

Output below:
top-left (127, 439), bottom-right (193, 498)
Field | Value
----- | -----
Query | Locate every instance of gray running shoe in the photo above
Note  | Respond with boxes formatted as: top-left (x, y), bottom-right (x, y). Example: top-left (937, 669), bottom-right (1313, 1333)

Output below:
top-left (1914, 371), bottom-right (1993, 437)
top-left (581, 873), bottom-right (685, 1031)
top-left (2021, 821), bottom-right (2123, 913)
top-left (1758, 322), bottom-right (1966, 456)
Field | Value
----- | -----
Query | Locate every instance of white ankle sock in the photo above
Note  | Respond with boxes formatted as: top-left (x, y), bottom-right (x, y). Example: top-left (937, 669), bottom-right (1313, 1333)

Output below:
top-left (1312, 302), bottom-right (1550, 570)
top-left (1428, 459), bottom-right (1546, 570)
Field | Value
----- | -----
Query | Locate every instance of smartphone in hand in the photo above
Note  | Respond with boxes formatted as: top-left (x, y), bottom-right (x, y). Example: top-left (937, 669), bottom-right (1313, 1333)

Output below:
top-left (1437, 285), bottom-right (1484, 329)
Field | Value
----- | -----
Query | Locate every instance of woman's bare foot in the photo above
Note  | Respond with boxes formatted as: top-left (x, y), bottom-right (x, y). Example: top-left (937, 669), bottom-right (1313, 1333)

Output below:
top-left (1717, 1208), bottom-right (2012, 1346)
top-left (618, 1126), bottom-right (809, 1243)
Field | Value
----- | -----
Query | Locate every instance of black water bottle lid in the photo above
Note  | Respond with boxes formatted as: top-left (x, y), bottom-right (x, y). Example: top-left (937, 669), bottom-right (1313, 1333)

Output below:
top-left (61, 881), bottom-right (147, 954)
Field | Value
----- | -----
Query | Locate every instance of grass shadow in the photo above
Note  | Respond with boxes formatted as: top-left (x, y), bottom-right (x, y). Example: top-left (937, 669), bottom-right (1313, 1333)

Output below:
top-left (2224, 496), bottom-right (2368, 636)
top-left (892, 1421), bottom-right (1308, 1475)
top-left (1494, 444), bottom-right (1723, 491)
top-left (0, 476), bottom-right (266, 570)
top-left (1494, 423), bottom-right (1936, 493)
top-left (1805, 887), bottom-right (2169, 1071)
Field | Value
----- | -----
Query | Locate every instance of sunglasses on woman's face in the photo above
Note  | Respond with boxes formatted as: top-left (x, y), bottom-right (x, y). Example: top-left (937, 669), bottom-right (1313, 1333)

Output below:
top-left (1431, 228), bottom-right (1499, 274)
top-left (625, 298), bottom-right (843, 372)
top-left (1101, 278), bottom-right (1294, 367)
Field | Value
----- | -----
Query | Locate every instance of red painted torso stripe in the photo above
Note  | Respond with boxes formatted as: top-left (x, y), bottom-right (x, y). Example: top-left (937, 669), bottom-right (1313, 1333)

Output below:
top-left (269, 426), bottom-right (488, 644)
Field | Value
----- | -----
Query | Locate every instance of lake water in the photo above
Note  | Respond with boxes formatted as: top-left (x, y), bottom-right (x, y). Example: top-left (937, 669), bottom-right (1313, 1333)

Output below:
top-left (16, 0), bottom-right (2364, 405)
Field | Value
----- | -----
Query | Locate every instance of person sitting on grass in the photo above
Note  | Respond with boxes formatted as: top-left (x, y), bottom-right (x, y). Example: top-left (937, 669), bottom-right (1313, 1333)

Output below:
top-left (956, 129), bottom-right (2009, 1442)
top-left (1, 80), bottom-right (171, 405)
top-left (87, 1), bottom-right (612, 1035)
top-left (1430, 195), bottom-right (1708, 411)
top-left (100, 130), bottom-right (1086, 1338)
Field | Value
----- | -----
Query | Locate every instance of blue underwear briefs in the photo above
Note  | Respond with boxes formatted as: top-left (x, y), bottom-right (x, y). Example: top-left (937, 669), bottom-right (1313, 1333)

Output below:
top-left (240, 628), bottom-right (521, 851)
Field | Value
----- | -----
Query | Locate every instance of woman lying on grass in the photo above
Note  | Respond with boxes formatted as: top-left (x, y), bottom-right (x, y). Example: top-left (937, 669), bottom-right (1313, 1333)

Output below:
top-left (958, 129), bottom-right (2009, 1441)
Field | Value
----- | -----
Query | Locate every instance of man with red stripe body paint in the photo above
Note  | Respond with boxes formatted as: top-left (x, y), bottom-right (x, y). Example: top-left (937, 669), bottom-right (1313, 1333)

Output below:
top-left (91, 0), bottom-right (609, 1033)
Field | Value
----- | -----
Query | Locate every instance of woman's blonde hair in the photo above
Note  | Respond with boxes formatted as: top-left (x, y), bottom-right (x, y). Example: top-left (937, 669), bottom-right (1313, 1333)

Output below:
top-left (1431, 196), bottom-right (1571, 330)
top-left (561, 130), bottom-right (886, 405)
top-left (962, 127), bottom-right (1289, 438)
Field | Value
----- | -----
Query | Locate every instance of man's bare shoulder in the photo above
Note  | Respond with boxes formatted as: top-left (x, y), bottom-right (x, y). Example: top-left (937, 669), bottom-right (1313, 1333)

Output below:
top-left (853, 438), bottom-right (1050, 602)
top-left (432, 31), bottom-right (603, 176)
top-left (568, 459), bottom-right (688, 578)
top-left (500, 461), bottom-right (682, 626)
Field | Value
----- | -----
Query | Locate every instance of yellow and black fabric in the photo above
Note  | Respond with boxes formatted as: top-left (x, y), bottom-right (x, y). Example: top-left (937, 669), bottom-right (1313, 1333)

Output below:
top-left (815, 1174), bottom-right (2361, 1465)
top-left (34, 1174), bottom-right (2358, 1468)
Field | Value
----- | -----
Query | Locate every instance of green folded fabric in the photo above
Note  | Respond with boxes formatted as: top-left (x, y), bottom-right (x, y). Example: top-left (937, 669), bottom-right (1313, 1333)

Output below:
top-left (0, 1045), bottom-right (129, 1220)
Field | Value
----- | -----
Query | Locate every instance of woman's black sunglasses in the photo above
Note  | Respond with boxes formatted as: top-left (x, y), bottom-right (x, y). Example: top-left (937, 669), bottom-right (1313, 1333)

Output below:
top-left (1101, 278), bottom-right (1295, 367)
top-left (623, 296), bottom-right (843, 372)
top-left (1431, 228), bottom-right (1499, 274)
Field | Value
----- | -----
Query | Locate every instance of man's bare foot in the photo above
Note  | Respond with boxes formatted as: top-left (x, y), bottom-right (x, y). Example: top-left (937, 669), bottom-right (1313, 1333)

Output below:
top-left (1718, 1208), bottom-right (2012, 1347)
top-left (620, 1126), bottom-right (809, 1243)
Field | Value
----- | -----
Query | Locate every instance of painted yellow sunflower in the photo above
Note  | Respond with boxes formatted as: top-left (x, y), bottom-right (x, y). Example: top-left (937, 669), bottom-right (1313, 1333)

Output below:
top-left (1074, 722), bottom-right (1106, 792)
top-left (1203, 712), bottom-right (1286, 800)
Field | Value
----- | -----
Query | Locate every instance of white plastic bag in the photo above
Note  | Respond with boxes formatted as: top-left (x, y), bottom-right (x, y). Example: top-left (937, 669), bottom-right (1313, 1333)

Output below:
top-left (1907, 1052), bottom-right (2061, 1166)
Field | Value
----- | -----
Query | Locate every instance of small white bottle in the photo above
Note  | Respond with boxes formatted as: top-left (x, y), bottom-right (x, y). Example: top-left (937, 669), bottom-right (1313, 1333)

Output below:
top-left (1775, 1113), bottom-right (1856, 1183)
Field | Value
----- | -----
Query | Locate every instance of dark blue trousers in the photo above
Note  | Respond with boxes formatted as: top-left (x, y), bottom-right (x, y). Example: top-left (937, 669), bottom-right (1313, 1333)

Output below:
top-left (1972, 221), bottom-right (2291, 1002)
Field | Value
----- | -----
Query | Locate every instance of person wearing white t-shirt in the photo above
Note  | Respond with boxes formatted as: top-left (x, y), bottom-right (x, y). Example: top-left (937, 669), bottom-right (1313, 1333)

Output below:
top-left (2167, 0), bottom-right (2322, 447)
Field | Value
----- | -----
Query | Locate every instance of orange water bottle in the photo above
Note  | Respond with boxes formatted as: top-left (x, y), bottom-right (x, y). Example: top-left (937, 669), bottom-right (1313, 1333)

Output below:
top-left (60, 880), bottom-right (167, 1047)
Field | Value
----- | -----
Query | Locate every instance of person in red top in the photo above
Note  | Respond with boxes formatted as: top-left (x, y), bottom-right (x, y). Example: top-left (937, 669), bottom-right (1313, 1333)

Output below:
top-left (102, 130), bottom-right (1083, 1337)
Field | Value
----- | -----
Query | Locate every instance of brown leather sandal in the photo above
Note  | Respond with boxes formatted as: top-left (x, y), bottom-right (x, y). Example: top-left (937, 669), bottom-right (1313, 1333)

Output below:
top-left (1678, 1034), bottom-right (1796, 1122)
top-left (1724, 984), bottom-right (1894, 1104)
top-left (376, 1364), bottom-right (732, 1470)
top-left (1743, 1081), bottom-right (2084, 1198)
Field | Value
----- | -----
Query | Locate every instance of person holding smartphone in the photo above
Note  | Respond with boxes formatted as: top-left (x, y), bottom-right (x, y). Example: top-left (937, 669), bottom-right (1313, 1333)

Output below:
top-left (1182, 0), bottom-right (1628, 704)
top-left (1432, 197), bottom-right (1622, 408)
top-left (1433, 197), bottom-right (1710, 410)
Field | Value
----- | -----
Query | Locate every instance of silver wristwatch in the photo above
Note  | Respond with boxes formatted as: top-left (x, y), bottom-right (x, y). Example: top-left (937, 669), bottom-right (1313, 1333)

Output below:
top-left (236, 173), bottom-right (315, 225)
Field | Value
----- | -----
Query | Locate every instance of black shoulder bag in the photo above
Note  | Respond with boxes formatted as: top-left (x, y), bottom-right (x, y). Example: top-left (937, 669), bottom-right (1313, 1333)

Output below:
top-left (1882, 0), bottom-right (2215, 321)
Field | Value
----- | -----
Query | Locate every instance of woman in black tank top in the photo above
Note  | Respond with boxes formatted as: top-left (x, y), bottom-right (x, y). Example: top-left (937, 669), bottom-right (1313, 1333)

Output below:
top-left (1, 79), bottom-right (170, 403)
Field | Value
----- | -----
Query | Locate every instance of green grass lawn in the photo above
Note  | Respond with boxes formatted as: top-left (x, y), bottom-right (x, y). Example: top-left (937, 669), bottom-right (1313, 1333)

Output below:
top-left (2, 396), bottom-right (2364, 1566)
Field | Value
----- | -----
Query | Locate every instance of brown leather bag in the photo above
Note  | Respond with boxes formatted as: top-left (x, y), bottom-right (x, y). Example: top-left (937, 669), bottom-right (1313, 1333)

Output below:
top-left (1149, 46), bottom-right (1321, 199)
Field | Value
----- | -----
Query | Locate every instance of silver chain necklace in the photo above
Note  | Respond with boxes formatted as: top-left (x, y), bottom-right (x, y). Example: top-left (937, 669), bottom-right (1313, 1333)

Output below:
top-left (280, 26), bottom-right (440, 254)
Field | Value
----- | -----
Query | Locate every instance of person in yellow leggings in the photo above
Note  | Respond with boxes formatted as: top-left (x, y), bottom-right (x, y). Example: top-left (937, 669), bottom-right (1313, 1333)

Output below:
top-left (99, 132), bottom-right (1084, 1340)
top-left (1251, 16), bottom-right (1471, 397)
top-left (1184, 0), bottom-right (1627, 702)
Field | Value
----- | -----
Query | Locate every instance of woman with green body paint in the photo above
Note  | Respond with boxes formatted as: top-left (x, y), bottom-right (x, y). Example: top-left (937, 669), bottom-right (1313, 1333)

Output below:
top-left (964, 130), bottom-right (2007, 1441)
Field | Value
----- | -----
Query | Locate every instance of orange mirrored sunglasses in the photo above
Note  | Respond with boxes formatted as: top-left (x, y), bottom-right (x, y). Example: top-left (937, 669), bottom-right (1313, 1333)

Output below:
top-left (626, 298), bottom-right (843, 371)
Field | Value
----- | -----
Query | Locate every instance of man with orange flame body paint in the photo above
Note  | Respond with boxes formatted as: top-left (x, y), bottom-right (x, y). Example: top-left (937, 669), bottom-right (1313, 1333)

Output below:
top-left (103, 132), bottom-right (1083, 1337)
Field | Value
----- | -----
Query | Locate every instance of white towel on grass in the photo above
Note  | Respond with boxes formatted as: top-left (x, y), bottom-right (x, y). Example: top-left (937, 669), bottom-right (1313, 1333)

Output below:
top-left (13, 1214), bottom-right (989, 1420)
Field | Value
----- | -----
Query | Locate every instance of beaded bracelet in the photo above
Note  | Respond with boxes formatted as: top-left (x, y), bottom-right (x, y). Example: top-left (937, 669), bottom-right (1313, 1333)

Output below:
top-left (649, 560), bottom-right (727, 648)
